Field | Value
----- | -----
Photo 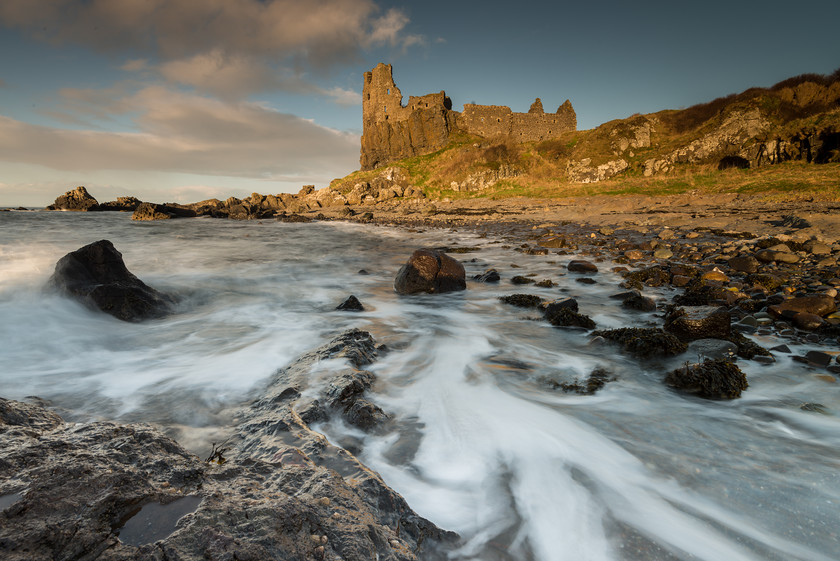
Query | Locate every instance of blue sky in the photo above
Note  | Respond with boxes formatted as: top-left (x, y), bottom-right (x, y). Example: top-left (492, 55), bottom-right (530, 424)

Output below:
top-left (1, 0), bottom-right (838, 206)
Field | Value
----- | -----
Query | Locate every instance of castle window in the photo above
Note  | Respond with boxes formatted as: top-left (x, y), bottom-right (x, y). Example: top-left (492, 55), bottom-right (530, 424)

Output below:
top-left (384, 105), bottom-right (387, 112)
top-left (497, 118), bottom-right (500, 123)
top-left (367, 93), bottom-right (370, 100)
top-left (425, 103), bottom-right (428, 107)
top-left (387, 88), bottom-right (391, 95)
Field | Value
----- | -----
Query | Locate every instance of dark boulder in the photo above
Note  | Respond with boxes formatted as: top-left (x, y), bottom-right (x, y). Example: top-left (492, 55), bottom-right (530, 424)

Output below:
top-left (48, 240), bottom-right (174, 321)
top-left (337, 295), bottom-right (364, 311)
top-left (664, 359), bottom-right (748, 399)
top-left (394, 249), bottom-right (466, 295)
top-left (621, 292), bottom-right (657, 312)
top-left (728, 255), bottom-right (760, 274)
top-left (278, 213), bottom-right (312, 223)
top-left (718, 155), bottom-right (750, 170)
top-left (567, 260), bottom-right (598, 274)
top-left (48, 186), bottom-right (99, 211)
top-left (511, 275), bottom-right (535, 285)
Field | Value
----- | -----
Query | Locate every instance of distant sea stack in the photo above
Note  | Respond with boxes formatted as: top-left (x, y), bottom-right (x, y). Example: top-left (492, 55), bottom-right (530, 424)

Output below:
top-left (360, 63), bottom-right (576, 170)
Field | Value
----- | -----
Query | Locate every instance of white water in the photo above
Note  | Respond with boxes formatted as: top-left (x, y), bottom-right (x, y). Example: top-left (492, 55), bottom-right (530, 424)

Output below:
top-left (1, 210), bottom-right (838, 560)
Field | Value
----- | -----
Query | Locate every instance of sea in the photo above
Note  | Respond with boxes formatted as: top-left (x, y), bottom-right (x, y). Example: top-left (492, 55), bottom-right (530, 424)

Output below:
top-left (1, 209), bottom-right (838, 561)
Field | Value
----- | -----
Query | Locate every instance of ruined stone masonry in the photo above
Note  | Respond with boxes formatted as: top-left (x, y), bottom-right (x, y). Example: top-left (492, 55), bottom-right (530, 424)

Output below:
top-left (361, 63), bottom-right (576, 169)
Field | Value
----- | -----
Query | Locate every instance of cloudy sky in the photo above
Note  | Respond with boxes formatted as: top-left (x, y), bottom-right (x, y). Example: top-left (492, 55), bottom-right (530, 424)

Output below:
top-left (1, 0), bottom-right (838, 206)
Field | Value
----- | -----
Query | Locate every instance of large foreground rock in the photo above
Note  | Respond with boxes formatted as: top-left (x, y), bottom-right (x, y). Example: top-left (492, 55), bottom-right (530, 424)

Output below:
top-left (0, 330), bottom-right (455, 560)
top-left (48, 240), bottom-right (173, 321)
top-left (394, 249), bottom-right (466, 295)
top-left (47, 186), bottom-right (99, 211)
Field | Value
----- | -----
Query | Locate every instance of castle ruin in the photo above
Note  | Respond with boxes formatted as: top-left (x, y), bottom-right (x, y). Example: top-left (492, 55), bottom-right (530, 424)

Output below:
top-left (360, 63), bottom-right (576, 170)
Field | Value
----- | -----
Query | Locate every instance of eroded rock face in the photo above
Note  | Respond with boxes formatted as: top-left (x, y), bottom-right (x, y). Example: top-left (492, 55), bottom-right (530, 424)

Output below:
top-left (48, 186), bottom-right (99, 211)
top-left (394, 249), bottom-right (466, 295)
top-left (48, 240), bottom-right (174, 322)
top-left (0, 330), bottom-right (456, 560)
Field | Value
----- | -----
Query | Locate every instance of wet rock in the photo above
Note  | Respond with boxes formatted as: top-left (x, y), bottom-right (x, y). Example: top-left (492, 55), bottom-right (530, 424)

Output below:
top-left (541, 297), bottom-right (579, 315)
top-left (621, 292), bottom-right (657, 312)
top-left (590, 328), bottom-right (687, 358)
top-left (324, 370), bottom-right (389, 430)
top-left (511, 275), bottom-right (535, 285)
top-left (727, 331), bottom-right (772, 360)
top-left (576, 277), bottom-right (597, 285)
top-left (804, 240), bottom-right (831, 256)
top-left (769, 295), bottom-right (837, 318)
top-left (802, 350), bottom-right (834, 368)
top-left (567, 260), bottom-right (598, 274)
top-left (688, 339), bottom-right (738, 360)
top-left (279, 213), bottom-right (312, 223)
top-left (538, 236), bottom-right (567, 248)
top-left (792, 312), bottom-right (824, 330)
top-left (47, 186), bottom-right (99, 211)
top-left (756, 248), bottom-right (799, 264)
top-left (132, 202), bottom-right (196, 221)
top-left (394, 249), bottom-right (466, 295)
top-left (664, 306), bottom-right (731, 342)
top-left (653, 248), bottom-right (673, 260)
top-left (535, 279), bottom-right (556, 288)
top-left (548, 368), bottom-right (614, 395)
top-left (0, 397), bottom-right (63, 430)
top-left (622, 265), bottom-right (672, 289)
top-left (664, 359), bottom-right (748, 399)
top-left (545, 307), bottom-right (596, 329)
top-left (473, 269), bottom-right (501, 282)
top-left (727, 255), bottom-right (760, 274)
top-left (336, 295), bottom-right (364, 311)
top-left (47, 240), bottom-right (174, 322)
top-left (500, 294), bottom-right (543, 308)
top-left (99, 196), bottom-right (142, 212)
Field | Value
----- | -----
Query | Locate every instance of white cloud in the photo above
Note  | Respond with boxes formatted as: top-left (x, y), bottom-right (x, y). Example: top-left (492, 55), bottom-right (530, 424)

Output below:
top-left (0, 88), bottom-right (360, 180)
top-left (0, 0), bottom-right (416, 63)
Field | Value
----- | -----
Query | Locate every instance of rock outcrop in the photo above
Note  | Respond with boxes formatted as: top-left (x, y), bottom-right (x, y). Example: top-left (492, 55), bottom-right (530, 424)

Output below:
top-left (0, 330), bottom-right (456, 560)
top-left (48, 240), bottom-right (174, 321)
top-left (99, 197), bottom-right (142, 212)
top-left (132, 203), bottom-right (197, 221)
top-left (394, 249), bottom-right (467, 295)
top-left (47, 186), bottom-right (99, 211)
top-left (664, 359), bottom-right (748, 399)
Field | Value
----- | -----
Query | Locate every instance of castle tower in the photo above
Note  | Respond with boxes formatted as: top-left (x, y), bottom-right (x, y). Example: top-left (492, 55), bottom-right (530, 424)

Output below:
top-left (362, 63), bottom-right (406, 125)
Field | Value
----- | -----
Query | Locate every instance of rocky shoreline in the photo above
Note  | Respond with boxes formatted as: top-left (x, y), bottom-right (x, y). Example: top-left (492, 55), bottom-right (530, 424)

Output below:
top-left (4, 186), bottom-right (839, 558)
top-left (1, 331), bottom-right (455, 561)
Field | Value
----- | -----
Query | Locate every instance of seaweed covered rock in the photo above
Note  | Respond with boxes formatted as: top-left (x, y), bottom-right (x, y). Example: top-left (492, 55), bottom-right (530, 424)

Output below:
top-left (394, 249), bottom-right (466, 295)
top-left (548, 368), bottom-right (614, 395)
top-left (672, 279), bottom-right (728, 306)
top-left (473, 269), bottom-right (501, 282)
top-left (664, 358), bottom-right (748, 399)
top-left (621, 265), bottom-right (674, 289)
top-left (591, 328), bottom-right (687, 358)
top-left (48, 240), bottom-right (174, 322)
top-left (664, 306), bottom-right (731, 342)
top-left (500, 294), bottom-right (543, 308)
top-left (545, 307), bottom-right (596, 329)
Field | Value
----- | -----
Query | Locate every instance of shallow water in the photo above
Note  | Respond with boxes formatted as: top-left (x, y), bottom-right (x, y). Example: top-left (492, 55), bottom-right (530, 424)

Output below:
top-left (1, 210), bottom-right (838, 560)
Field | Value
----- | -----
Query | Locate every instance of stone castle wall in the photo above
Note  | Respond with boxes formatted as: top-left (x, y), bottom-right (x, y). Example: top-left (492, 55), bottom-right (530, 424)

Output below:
top-left (360, 63), bottom-right (576, 170)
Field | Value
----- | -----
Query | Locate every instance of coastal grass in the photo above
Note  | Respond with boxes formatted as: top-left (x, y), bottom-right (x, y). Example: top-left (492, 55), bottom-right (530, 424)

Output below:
top-left (419, 160), bottom-right (840, 202)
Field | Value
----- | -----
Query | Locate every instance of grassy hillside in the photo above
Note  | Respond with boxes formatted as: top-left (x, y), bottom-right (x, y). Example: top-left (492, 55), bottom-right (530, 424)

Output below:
top-left (332, 70), bottom-right (840, 201)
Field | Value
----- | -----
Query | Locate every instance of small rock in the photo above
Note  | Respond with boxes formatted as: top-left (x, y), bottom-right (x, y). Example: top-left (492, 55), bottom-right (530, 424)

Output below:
top-left (473, 269), bottom-right (501, 282)
top-left (337, 295), bottom-right (364, 311)
top-left (653, 248), bottom-right (674, 259)
top-left (511, 275), bottom-right (535, 285)
top-left (664, 306), bottom-right (731, 342)
top-left (568, 260), bottom-right (598, 274)
top-left (728, 255), bottom-right (760, 274)
top-left (804, 350), bottom-right (833, 368)
top-left (541, 298), bottom-right (579, 315)
top-left (622, 293), bottom-right (657, 312)
top-left (792, 312), bottom-right (824, 330)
